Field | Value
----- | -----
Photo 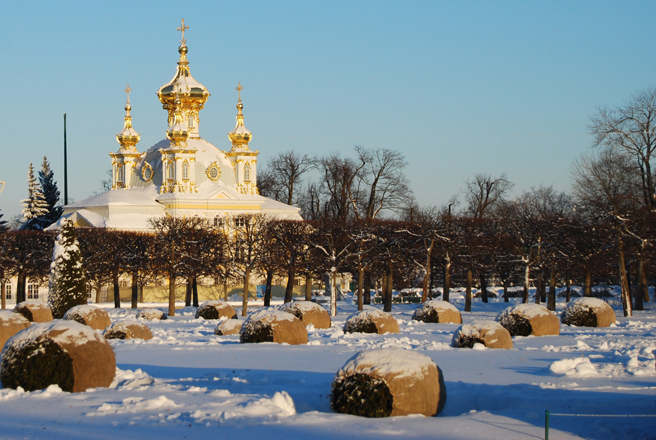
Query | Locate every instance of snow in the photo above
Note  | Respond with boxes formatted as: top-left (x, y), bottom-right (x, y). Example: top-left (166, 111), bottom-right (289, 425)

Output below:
top-left (0, 297), bottom-right (654, 439)
top-left (337, 348), bottom-right (436, 380)
top-left (2, 321), bottom-right (104, 354)
top-left (496, 303), bottom-right (552, 320)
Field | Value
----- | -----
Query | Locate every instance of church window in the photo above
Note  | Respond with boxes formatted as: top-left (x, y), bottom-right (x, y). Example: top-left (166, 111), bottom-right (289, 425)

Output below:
top-left (141, 162), bottom-right (154, 182)
top-left (244, 163), bottom-right (251, 182)
top-left (188, 116), bottom-right (195, 128)
top-left (234, 215), bottom-right (246, 228)
top-left (207, 164), bottom-right (220, 181)
top-left (214, 216), bottom-right (224, 227)
top-left (4, 283), bottom-right (11, 300)
top-left (167, 163), bottom-right (174, 180)
top-left (117, 166), bottom-right (124, 183)
top-left (182, 161), bottom-right (189, 180)
top-left (27, 281), bottom-right (39, 300)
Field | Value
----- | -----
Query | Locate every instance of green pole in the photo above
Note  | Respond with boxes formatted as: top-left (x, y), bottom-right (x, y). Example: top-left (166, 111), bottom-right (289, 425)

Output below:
top-left (64, 113), bottom-right (68, 205)
top-left (545, 410), bottom-right (549, 440)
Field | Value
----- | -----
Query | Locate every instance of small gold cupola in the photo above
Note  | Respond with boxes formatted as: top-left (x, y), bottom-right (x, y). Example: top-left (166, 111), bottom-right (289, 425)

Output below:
top-left (166, 95), bottom-right (190, 147)
top-left (157, 19), bottom-right (209, 139)
top-left (110, 85), bottom-right (142, 189)
top-left (116, 84), bottom-right (140, 151)
top-left (226, 83), bottom-right (259, 195)
top-left (228, 82), bottom-right (253, 150)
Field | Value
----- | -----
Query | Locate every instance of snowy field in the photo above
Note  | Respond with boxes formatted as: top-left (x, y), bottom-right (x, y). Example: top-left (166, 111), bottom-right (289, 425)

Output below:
top-left (0, 293), bottom-right (654, 440)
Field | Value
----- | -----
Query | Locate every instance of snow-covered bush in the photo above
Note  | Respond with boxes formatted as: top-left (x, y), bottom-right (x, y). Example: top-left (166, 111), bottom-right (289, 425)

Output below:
top-left (47, 218), bottom-right (87, 319)
top-left (0, 311), bottom-right (31, 350)
top-left (451, 320), bottom-right (513, 349)
top-left (136, 309), bottom-right (167, 320)
top-left (344, 309), bottom-right (399, 334)
top-left (278, 301), bottom-right (331, 329)
top-left (14, 300), bottom-right (53, 323)
top-left (104, 320), bottom-right (153, 340)
top-left (332, 348), bottom-right (446, 417)
top-left (412, 300), bottom-right (462, 324)
top-left (240, 309), bottom-right (307, 345)
top-left (0, 321), bottom-right (115, 392)
top-left (64, 305), bottom-right (111, 331)
top-left (496, 304), bottom-right (559, 337)
top-left (214, 319), bottom-right (242, 336)
top-left (561, 297), bottom-right (616, 327)
top-left (195, 301), bottom-right (237, 320)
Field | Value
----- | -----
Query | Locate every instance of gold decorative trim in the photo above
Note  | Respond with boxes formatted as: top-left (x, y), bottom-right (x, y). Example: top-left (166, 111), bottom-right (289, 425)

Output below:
top-left (206, 161), bottom-right (221, 181)
top-left (141, 162), bottom-right (154, 182)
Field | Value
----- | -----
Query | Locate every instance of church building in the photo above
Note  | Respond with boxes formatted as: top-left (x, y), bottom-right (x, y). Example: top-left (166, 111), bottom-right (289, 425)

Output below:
top-left (53, 20), bottom-right (301, 231)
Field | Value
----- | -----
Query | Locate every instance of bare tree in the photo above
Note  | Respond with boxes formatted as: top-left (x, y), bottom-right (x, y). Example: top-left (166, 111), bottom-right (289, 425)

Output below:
top-left (589, 87), bottom-right (656, 208)
top-left (464, 173), bottom-right (513, 219)
top-left (352, 146), bottom-right (413, 219)
top-left (262, 151), bottom-right (315, 206)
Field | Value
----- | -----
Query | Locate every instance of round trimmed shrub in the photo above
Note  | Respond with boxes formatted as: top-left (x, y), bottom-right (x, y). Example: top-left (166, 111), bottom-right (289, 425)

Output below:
top-left (332, 348), bottom-right (446, 417)
top-left (0, 321), bottom-right (116, 392)
top-left (412, 300), bottom-right (462, 324)
top-left (561, 298), bottom-right (616, 327)
top-left (278, 301), bottom-right (331, 329)
top-left (136, 309), bottom-right (167, 320)
top-left (451, 320), bottom-right (513, 349)
top-left (14, 301), bottom-right (53, 323)
top-left (214, 319), bottom-right (242, 336)
top-left (195, 301), bottom-right (238, 320)
top-left (64, 305), bottom-right (111, 331)
top-left (0, 311), bottom-right (31, 350)
top-left (344, 309), bottom-right (399, 334)
top-left (496, 304), bottom-right (560, 336)
top-left (240, 309), bottom-right (308, 344)
top-left (104, 320), bottom-right (153, 340)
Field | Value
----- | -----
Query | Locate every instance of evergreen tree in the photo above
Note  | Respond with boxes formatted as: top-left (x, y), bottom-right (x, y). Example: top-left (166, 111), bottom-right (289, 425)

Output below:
top-left (37, 156), bottom-right (63, 228)
top-left (48, 218), bottom-right (87, 318)
top-left (20, 163), bottom-right (48, 230)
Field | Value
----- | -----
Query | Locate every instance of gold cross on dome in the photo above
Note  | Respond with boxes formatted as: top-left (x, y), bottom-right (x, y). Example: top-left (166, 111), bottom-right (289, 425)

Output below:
top-left (124, 84), bottom-right (132, 103)
top-left (177, 19), bottom-right (189, 45)
top-left (236, 82), bottom-right (243, 100)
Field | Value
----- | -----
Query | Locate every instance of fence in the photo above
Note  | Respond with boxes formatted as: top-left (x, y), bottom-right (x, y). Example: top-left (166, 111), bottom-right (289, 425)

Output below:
top-left (544, 410), bottom-right (656, 440)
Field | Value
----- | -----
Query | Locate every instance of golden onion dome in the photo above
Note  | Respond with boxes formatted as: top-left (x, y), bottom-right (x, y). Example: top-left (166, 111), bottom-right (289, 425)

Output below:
top-left (116, 84), bottom-right (140, 151)
top-left (157, 44), bottom-right (210, 111)
top-left (228, 83), bottom-right (252, 147)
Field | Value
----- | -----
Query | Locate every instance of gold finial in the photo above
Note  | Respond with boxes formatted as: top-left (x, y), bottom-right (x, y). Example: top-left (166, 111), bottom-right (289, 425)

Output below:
top-left (177, 19), bottom-right (189, 45)
top-left (124, 84), bottom-right (132, 104)
top-left (236, 82), bottom-right (243, 101)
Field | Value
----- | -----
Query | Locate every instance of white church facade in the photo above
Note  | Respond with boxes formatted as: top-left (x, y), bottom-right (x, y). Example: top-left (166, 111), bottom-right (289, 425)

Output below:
top-left (52, 20), bottom-right (301, 232)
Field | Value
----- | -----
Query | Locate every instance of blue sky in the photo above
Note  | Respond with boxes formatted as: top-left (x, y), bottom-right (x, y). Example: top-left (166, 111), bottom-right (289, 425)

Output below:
top-left (1, 1), bottom-right (655, 220)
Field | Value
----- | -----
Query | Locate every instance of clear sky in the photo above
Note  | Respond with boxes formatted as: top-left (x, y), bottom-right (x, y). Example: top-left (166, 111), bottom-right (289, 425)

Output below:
top-left (1, 0), bottom-right (655, 221)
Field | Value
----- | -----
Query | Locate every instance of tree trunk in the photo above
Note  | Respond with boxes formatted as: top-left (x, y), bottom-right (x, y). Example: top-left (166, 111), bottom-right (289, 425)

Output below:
top-left (284, 268), bottom-right (295, 303)
top-left (479, 273), bottom-right (488, 303)
top-left (264, 270), bottom-right (273, 307)
top-left (522, 263), bottom-right (530, 304)
top-left (616, 225), bottom-right (632, 317)
top-left (535, 270), bottom-right (542, 304)
top-left (503, 278), bottom-right (509, 302)
top-left (242, 268), bottom-right (251, 317)
top-left (329, 270), bottom-right (337, 317)
top-left (465, 266), bottom-right (472, 312)
top-left (383, 270), bottom-right (393, 313)
top-left (640, 261), bottom-right (649, 303)
top-left (566, 277), bottom-right (571, 302)
top-left (185, 276), bottom-right (192, 307)
top-left (1, 282), bottom-right (5, 310)
top-left (547, 267), bottom-right (556, 311)
top-left (95, 287), bottom-right (101, 304)
top-left (16, 271), bottom-right (26, 304)
top-left (113, 270), bottom-right (120, 309)
top-left (584, 266), bottom-right (592, 297)
top-left (223, 278), bottom-right (229, 300)
top-left (443, 253), bottom-right (451, 302)
top-left (139, 284), bottom-right (144, 303)
top-left (168, 274), bottom-right (176, 317)
top-left (192, 276), bottom-right (199, 308)
top-left (357, 266), bottom-right (364, 311)
top-left (363, 272), bottom-right (371, 305)
top-left (131, 271), bottom-right (139, 309)
top-left (422, 251), bottom-right (431, 303)
top-left (305, 273), bottom-right (312, 302)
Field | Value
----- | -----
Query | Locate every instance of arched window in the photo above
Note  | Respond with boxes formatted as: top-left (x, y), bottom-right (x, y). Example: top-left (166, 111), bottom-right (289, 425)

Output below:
top-left (188, 116), bottom-right (195, 128)
top-left (167, 163), bottom-right (174, 180)
top-left (182, 161), bottom-right (189, 180)
top-left (244, 163), bottom-right (251, 182)
top-left (117, 166), bottom-right (123, 183)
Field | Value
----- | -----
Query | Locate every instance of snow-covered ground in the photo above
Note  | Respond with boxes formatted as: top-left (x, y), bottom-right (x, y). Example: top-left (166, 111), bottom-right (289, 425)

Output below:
top-left (0, 292), bottom-right (655, 440)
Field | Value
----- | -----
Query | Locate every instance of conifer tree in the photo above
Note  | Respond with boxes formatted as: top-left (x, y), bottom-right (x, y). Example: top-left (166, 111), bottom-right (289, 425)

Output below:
top-left (48, 218), bottom-right (87, 318)
top-left (37, 156), bottom-right (63, 228)
top-left (20, 163), bottom-right (49, 230)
